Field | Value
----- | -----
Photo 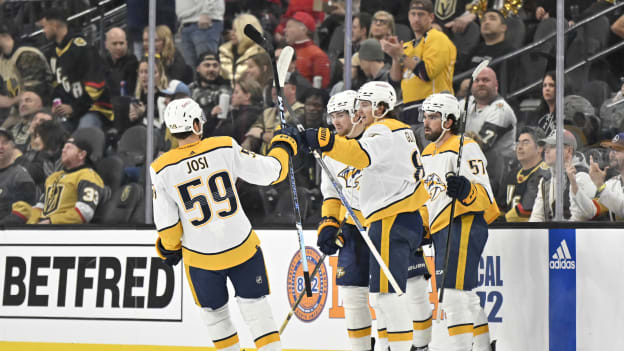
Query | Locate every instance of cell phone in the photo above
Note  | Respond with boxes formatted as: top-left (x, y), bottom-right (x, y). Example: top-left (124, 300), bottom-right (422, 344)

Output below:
top-left (130, 98), bottom-right (141, 106)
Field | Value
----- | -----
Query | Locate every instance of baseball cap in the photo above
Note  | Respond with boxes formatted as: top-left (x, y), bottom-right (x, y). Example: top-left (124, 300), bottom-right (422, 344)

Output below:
top-left (600, 132), bottom-right (624, 151)
top-left (358, 39), bottom-right (384, 62)
top-left (290, 12), bottom-right (316, 33)
top-left (0, 128), bottom-right (14, 142)
top-left (161, 80), bottom-right (191, 96)
top-left (42, 8), bottom-right (68, 23)
top-left (67, 135), bottom-right (93, 160)
top-left (539, 130), bottom-right (578, 150)
top-left (409, 0), bottom-right (434, 13)
top-left (196, 51), bottom-right (219, 66)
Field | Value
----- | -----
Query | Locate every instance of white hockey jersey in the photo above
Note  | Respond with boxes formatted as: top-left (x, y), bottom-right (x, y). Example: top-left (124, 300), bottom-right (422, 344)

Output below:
top-left (461, 96), bottom-right (517, 158)
top-left (150, 136), bottom-right (289, 270)
top-left (320, 155), bottom-right (364, 225)
top-left (325, 118), bottom-right (429, 225)
top-left (421, 135), bottom-right (499, 234)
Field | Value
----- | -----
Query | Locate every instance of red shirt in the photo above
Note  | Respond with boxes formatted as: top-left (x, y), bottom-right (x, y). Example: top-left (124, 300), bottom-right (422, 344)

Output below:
top-left (292, 40), bottom-right (330, 89)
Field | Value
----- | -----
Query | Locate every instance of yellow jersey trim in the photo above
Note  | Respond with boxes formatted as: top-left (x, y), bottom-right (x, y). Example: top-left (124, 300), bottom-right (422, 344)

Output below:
top-left (267, 147), bottom-right (289, 184)
top-left (413, 316), bottom-right (433, 330)
top-left (365, 183), bottom-right (428, 225)
top-left (321, 198), bottom-right (341, 219)
top-left (473, 323), bottom-right (490, 336)
top-left (213, 333), bottom-right (239, 349)
top-left (456, 215), bottom-right (474, 290)
top-left (0, 341), bottom-right (331, 351)
top-left (379, 215), bottom-right (396, 293)
top-left (157, 220), bottom-right (183, 250)
top-left (55, 40), bottom-right (74, 57)
top-left (387, 331), bottom-right (413, 342)
top-left (348, 326), bottom-right (372, 338)
top-left (184, 264), bottom-right (201, 306)
top-left (254, 331), bottom-right (280, 349)
top-left (152, 137), bottom-right (232, 174)
top-left (448, 323), bottom-right (474, 336)
top-left (325, 136), bottom-right (371, 170)
top-left (182, 230), bottom-right (260, 270)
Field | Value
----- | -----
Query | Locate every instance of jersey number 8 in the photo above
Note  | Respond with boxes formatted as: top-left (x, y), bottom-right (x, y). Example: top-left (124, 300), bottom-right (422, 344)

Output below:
top-left (176, 171), bottom-right (238, 227)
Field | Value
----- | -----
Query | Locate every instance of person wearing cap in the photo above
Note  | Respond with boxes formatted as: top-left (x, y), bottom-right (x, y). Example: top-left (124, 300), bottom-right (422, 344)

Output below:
top-left (529, 129), bottom-right (596, 222)
top-left (1, 90), bottom-right (44, 152)
top-left (0, 22), bottom-right (51, 113)
top-left (29, 133), bottom-right (104, 224)
top-left (284, 11), bottom-right (331, 89)
top-left (104, 27), bottom-right (138, 97)
top-left (175, 0), bottom-right (225, 67)
top-left (42, 8), bottom-right (114, 130)
top-left (0, 128), bottom-right (36, 225)
top-left (381, 0), bottom-right (456, 129)
top-left (573, 133), bottom-right (624, 220)
top-left (161, 79), bottom-right (191, 105)
top-left (189, 51), bottom-right (231, 126)
top-left (358, 39), bottom-right (393, 84)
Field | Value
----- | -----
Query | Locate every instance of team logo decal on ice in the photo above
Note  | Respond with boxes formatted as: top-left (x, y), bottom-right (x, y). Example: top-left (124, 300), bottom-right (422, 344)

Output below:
top-left (286, 246), bottom-right (328, 322)
top-left (550, 239), bottom-right (576, 270)
top-left (425, 173), bottom-right (446, 201)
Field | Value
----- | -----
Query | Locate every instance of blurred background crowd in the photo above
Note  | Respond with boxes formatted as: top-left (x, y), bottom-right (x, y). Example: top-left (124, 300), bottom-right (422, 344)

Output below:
top-left (0, 0), bottom-right (623, 227)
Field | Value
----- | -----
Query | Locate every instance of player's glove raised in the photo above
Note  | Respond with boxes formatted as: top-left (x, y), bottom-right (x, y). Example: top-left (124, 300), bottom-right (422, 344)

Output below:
top-left (317, 217), bottom-right (343, 255)
top-left (446, 175), bottom-right (472, 201)
top-left (270, 126), bottom-right (301, 156)
top-left (155, 238), bottom-right (182, 266)
top-left (303, 127), bottom-right (335, 152)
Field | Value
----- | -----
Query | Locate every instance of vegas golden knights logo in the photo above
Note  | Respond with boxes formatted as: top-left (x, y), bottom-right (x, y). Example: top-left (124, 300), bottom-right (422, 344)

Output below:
top-left (435, 0), bottom-right (457, 20)
top-left (43, 185), bottom-right (64, 216)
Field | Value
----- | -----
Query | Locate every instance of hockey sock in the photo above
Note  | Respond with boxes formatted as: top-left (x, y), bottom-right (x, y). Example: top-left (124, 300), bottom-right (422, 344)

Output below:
top-left (237, 296), bottom-right (281, 351)
top-left (441, 289), bottom-right (473, 351)
top-left (199, 304), bottom-right (240, 351)
top-left (376, 293), bottom-right (413, 351)
top-left (469, 292), bottom-right (491, 351)
top-left (341, 286), bottom-right (373, 350)
top-left (407, 276), bottom-right (432, 348)
top-left (370, 293), bottom-right (389, 351)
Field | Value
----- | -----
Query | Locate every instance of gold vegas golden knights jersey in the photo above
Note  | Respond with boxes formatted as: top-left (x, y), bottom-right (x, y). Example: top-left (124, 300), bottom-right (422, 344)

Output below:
top-left (150, 136), bottom-right (290, 271)
top-left (320, 155), bottom-right (365, 226)
top-left (29, 166), bottom-right (104, 224)
top-left (324, 119), bottom-right (429, 225)
top-left (420, 135), bottom-right (500, 234)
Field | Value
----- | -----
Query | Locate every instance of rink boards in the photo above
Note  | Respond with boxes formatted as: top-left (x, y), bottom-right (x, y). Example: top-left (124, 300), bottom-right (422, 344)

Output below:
top-left (0, 227), bottom-right (622, 351)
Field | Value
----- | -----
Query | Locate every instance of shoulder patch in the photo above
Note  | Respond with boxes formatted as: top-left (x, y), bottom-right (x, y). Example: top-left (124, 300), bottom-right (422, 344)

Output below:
top-left (73, 38), bottom-right (87, 47)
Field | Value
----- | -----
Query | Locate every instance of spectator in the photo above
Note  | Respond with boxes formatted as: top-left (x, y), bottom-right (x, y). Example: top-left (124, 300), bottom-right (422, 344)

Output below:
top-left (104, 27), bottom-right (138, 97)
top-left (462, 67), bottom-right (517, 203)
top-left (242, 74), bottom-right (305, 154)
top-left (529, 130), bottom-right (595, 222)
top-left (0, 22), bottom-right (51, 110)
top-left (176, 0), bottom-right (225, 67)
top-left (0, 128), bottom-right (36, 224)
top-left (435, 0), bottom-right (478, 34)
top-left (142, 25), bottom-right (193, 83)
top-left (358, 38), bottom-right (392, 83)
top-left (576, 132), bottom-right (624, 220)
top-left (244, 52), bottom-right (273, 107)
top-left (383, 0), bottom-right (456, 147)
top-left (16, 119), bottom-right (67, 193)
top-left (27, 109), bottom-right (53, 139)
top-left (2, 90), bottom-right (44, 151)
top-left (352, 12), bottom-right (373, 52)
top-left (529, 70), bottom-right (556, 137)
top-left (160, 79), bottom-right (191, 106)
top-left (274, 0), bottom-right (326, 43)
top-left (505, 127), bottom-right (550, 222)
top-left (189, 52), bottom-right (231, 123)
top-left (42, 9), bottom-right (113, 130)
top-left (600, 80), bottom-right (624, 133)
top-left (218, 13), bottom-right (265, 87)
top-left (28, 133), bottom-right (104, 224)
top-left (211, 77), bottom-right (263, 143)
top-left (131, 56), bottom-right (168, 130)
top-left (369, 10), bottom-right (395, 41)
top-left (125, 0), bottom-right (177, 58)
top-left (284, 12), bottom-right (331, 88)
top-left (457, 10), bottom-right (513, 92)
top-left (274, 45), bottom-right (311, 103)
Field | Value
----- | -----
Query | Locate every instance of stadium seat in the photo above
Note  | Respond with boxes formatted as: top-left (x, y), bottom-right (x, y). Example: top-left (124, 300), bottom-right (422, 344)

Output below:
top-left (584, 16), bottom-right (610, 55)
top-left (73, 127), bottom-right (106, 163)
top-left (100, 183), bottom-right (144, 225)
top-left (505, 16), bottom-right (526, 49)
top-left (580, 80), bottom-right (611, 113)
top-left (95, 155), bottom-right (124, 195)
top-left (395, 23), bottom-right (415, 43)
top-left (452, 21), bottom-right (480, 63)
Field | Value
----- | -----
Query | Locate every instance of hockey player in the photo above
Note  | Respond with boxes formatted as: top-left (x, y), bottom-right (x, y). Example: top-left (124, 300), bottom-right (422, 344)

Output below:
top-left (420, 93), bottom-right (499, 351)
top-left (150, 98), bottom-right (300, 351)
top-left (303, 81), bottom-right (431, 351)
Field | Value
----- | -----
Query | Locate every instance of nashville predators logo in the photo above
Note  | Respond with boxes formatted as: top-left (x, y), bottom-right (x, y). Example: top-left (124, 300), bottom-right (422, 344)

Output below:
top-left (425, 173), bottom-right (446, 201)
top-left (434, 0), bottom-right (457, 20)
top-left (338, 167), bottom-right (361, 189)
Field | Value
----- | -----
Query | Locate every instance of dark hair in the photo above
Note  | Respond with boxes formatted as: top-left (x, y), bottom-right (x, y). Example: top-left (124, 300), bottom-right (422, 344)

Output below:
top-left (517, 126), bottom-right (545, 145)
top-left (34, 120), bottom-right (68, 152)
top-left (248, 53), bottom-right (273, 86)
top-left (483, 9), bottom-right (506, 24)
top-left (171, 131), bottom-right (194, 140)
top-left (302, 88), bottom-right (330, 107)
top-left (42, 8), bottom-right (68, 23)
top-left (409, 0), bottom-right (434, 13)
top-left (354, 12), bottom-right (372, 34)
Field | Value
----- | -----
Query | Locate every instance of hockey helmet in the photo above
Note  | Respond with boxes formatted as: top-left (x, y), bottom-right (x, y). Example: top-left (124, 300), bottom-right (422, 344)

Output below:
top-left (164, 98), bottom-right (206, 135)
top-left (356, 81), bottom-right (397, 119)
top-left (327, 90), bottom-right (358, 117)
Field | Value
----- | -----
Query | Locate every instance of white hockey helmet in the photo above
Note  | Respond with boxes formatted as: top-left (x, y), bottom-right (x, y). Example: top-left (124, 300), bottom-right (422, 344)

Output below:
top-left (327, 90), bottom-right (357, 117)
top-left (356, 81), bottom-right (397, 119)
top-left (164, 98), bottom-right (206, 135)
top-left (422, 93), bottom-right (461, 142)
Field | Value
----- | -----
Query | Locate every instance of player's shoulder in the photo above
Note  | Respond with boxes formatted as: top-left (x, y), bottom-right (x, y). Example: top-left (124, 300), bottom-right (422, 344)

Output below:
top-left (422, 134), bottom-right (478, 156)
top-left (151, 137), bottom-right (233, 174)
top-left (369, 118), bottom-right (410, 133)
top-left (72, 36), bottom-right (88, 47)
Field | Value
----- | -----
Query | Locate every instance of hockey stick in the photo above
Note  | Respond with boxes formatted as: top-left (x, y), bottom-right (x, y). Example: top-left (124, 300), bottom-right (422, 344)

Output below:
top-left (279, 219), bottom-right (346, 335)
top-left (244, 25), bottom-right (313, 298)
top-left (438, 60), bottom-right (490, 309)
top-left (271, 47), bottom-right (404, 297)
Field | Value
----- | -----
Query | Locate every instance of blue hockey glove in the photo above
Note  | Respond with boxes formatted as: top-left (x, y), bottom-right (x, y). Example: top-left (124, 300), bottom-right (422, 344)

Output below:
top-left (303, 127), bottom-right (335, 152)
top-left (317, 217), bottom-right (342, 255)
top-left (156, 238), bottom-right (182, 266)
top-left (446, 175), bottom-right (472, 201)
top-left (270, 126), bottom-right (301, 156)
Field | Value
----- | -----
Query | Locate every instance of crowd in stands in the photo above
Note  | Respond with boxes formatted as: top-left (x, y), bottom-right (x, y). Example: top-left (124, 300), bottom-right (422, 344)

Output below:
top-left (0, 0), bottom-right (623, 226)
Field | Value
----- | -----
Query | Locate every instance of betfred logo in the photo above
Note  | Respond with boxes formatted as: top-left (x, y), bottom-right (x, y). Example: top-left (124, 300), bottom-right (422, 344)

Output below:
top-left (550, 239), bottom-right (576, 270)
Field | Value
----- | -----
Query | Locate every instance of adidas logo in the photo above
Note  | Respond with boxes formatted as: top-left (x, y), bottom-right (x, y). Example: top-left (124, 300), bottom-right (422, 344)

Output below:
top-left (550, 239), bottom-right (576, 270)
